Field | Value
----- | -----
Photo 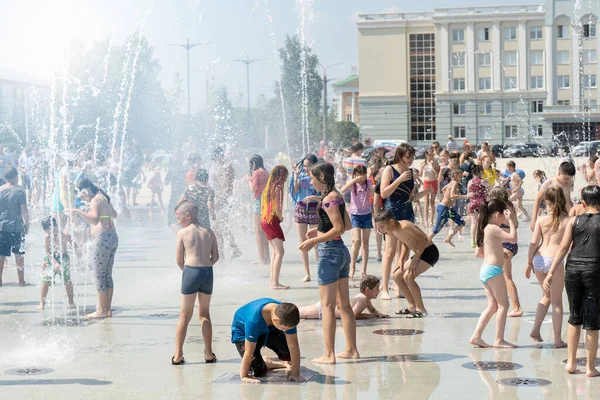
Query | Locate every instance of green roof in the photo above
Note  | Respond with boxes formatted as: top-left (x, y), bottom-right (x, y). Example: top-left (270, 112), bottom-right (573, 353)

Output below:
top-left (333, 74), bottom-right (359, 87)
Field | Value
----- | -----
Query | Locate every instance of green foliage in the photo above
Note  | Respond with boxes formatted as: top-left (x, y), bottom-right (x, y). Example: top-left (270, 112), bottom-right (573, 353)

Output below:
top-left (331, 121), bottom-right (359, 148)
top-left (0, 125), bottom-right (23, 153)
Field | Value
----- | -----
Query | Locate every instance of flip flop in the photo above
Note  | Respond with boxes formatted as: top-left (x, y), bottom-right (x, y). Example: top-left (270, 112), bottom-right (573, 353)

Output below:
top-left (171, 356), bottom-right (185, 365)
top-left (396, 308), bottom-right (412, 315)
top-left (205, 353), bottom-right (217, 364)
top-left (406, 311), bottom-right (423, 319)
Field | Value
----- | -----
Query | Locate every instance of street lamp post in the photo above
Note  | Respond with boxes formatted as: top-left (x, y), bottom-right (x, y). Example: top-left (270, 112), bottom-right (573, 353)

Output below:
top-left (319, 62), bottom-right (342, 143)
top-left (168, 38), bottom-right (212, 117)
top-left (233, 56), bottom-right (267, 137)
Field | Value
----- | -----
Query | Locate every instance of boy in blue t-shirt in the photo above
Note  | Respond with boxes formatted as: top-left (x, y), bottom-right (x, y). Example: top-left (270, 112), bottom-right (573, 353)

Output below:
top-left (232, 298), bottom-right (304, 383)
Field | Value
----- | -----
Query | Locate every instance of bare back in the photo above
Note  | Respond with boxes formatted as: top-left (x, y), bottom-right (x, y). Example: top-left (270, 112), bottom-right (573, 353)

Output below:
top-left (178, 224), bottom-right (219, 267)
top-left (535, 215), bottom-right (569, 257)
top-left (90, 194), bottom-right (116, 236)
top-left (391, 221), bottom-right (433, 252)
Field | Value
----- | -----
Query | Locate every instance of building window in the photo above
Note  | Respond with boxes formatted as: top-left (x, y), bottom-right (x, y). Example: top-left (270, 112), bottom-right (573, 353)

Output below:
top-left (583, 50), bottom-right (597, 64)
top-left (530, 50), bottom-right (543, 65)
top-left (557, 51), bottom-right (569, 64)
top-left (505, 100), bottom-right (518, 114)
top-left (453, 29), bottom-right (464, 43)
top-left (410, 33), bottom-right (436, 141)
top-left (452, 52), bottom-right (465, 67)
top-left (530, 76), bottom-right (543, 89)
top-left (346, 114), bottom-right (352, 121)
top-left (346, 96), bottom-right (352, 106)
top-left (531, 125), bottom-right (543, 137)
top-left (583, 24), bottom-right (596, 38)
top-left (531, 100), bottom-right (544, 113)
top-left (479, 125), bottom-right (493, 139)
top-left (505, 125), bottom-right (519, 138)
top-left (530, 26), bottom-right (543, 40)
top-left (504, 27), bottom-right (517, 41)
top-left (557, 25), bottom-right (569, 39)
top-left (479, 77), bottom-right (491, 90)
top-left (557, 100), bottom-right (571, 106)
top-left (478, 28), bottom-right (490, 41)
top-left (557, 75), bottom-right (570, 88)
top-left (453, 102), bottom-right (466, 115)
top-left (584, 74), bottom-right (597, 88)
top-left (453, 78), bottom-right (466, 91)
top-left (503, 51), bottom-right (517, 66)
top-left (478, 52), bottom-right (491, 67)
top-left (454, 126), bottom-right (466, 139)
top-left (504, 77), bottom-right (517, 90)
top-left (479, 101), bottom-right (492, 115)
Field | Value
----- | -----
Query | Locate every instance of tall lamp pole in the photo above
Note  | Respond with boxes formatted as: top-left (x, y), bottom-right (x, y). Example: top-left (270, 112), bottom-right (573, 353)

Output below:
top-left (319, 62), bottom-right (342, 143)
top-left (168, 38), bottom-right (212, 117)
top-left (233, 56), bottom-right (267, 134)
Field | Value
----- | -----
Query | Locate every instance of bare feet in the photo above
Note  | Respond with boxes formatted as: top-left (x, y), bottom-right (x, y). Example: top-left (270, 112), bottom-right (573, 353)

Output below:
top-left (301, 275), bottom-right (311, 282)
top-left (494, 340), bottom-right (517, 348)
top-left (250, 260), bottom-right (263, 265)
top-left (107, 310), bottom-right (113, 317)
top-left (18, 281), bottom-right (29, 286)
top-left (381, 292), bottom-right (392, 300)
top-left (349, 270), bottom-right (355, 279)
top-left (444, 236), bottom-right (455, 247)
top-left (36, 303), bottom-right (45, 310)
top-left (587, 368), bottom-right (600, 377)
top-left (336, 350), bottom-right (360, 360)
top-left (508, 308), bottom-right (523, 318)
top-left (361, 271), bottom-right (367, 279)
top-left (469, 337), bottom-right (491, 348)
top-left (85, 311), bottom-right (108, 319)
top-left (553, 340), bottom-right (567, 349)
top-left (271, 284), bottom-right (290, 290)
top-left (565, 363), bottom-right (579, 374)
top-left (530, 331), bottom-right (543, 342)
top-left (312, 354), bottom-right (336, 365)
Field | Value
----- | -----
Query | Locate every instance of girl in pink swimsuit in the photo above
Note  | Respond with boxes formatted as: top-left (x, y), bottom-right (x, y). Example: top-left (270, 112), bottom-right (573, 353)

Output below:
top-left (467, 165), bottom-right (488, 248)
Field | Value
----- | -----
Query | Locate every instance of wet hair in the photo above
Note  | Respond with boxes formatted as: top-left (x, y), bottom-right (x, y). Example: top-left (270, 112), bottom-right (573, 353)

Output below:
top-left (360, 275), bottom-right (380, 293)
top-left (261, 165), bottom-right (289, 224)
top-left (424, 148), bottom-right (435, 160)
top-left (506, 161), bottom-right (516, 169)
top-left (449, 151), bottom-right (460, 160)
top-left (533, 169), bottom-right (547, 181)
top-left (392, 143), bottom-right (415, 164)
top-left (249, 154), bottom-right (264, 174)
top-left (369, 155), bottom-right (385, 177)
top-left (488, 186), bottom-right (510, 206)
top-left (352, 165), bottom-right (368, 196)
top-left (590, 155), bottom-right (598, 164)
top-left (544, 186), bottom-right (568, 233)
top-left (303, 154), bottom-right (318, 166)
top-left (451, 169), bottom-right (462, 178)
top-left (476, 199), bottom-right (509, 248)
top-left (76, 177), bottom-right (111, 203)
top-left (581, 185), bottom-right (600, 207)
top-left (471, 164), bottom-right (483, 177)
top-left (195, 169), bottom-right (209, 183)
top-left (558, 161), bottom-right (576, 176)
top-left (311, 162), bottom-right (336, 197)
top-left (350, 142), bottom-right (364, 154)
top-left (41, 216), bottom-right (58, 232)
top-left (175, 200), bottom-right (198, 223)
top-left (3, 167), bottom-right (18, 182)
top-left (275, 303), bottom-right (300, 328)
top-left (375, 209), bottom-right (395, 223)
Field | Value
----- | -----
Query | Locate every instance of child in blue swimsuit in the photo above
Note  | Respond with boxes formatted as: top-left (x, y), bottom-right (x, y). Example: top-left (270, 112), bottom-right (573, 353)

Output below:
top-left (470, 198), bottom-right (518, 349)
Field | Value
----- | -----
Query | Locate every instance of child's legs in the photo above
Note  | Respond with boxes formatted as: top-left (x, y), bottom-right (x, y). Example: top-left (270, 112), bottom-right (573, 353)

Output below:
top-left (423, 194), bottom-right (431, 225)
top-left (157, 192), bottom-right (164, 208)
top-left (319, 281), bottom-right (339, 358)
top-left (586, 330), bottom-right (599, 373)
top-left (15, 254), bottom-right (24, 284)
top-left (566, 324), bottom-right (582, 370)
top-left (197, 293), bottom-right (213, 358)
top-left (360, 228), bottom-right (370, 273)
top-left (502, 254), bottom-right (521, 311)
top-left (549, 266), bottom-right (565, 342)
top-left (381, 237), bottom-right (398, 298)
top-left (431, 207), bottom-right (449, 236)
top-left (469, 214), bottom-right (478, 243)
top-left (350, 228), bottom-right (361, 273)
top-left (298, 304), bottom-right (320, 319)
top-left (402, 260), bottom-right (431, 312)
top-left (515, 195), bottom-right (529, 217)
top-left (531, 271), bottom-right (551, 337)
top-left (487, 274), bottom-right (510, 343)
top-left (296, 223), bottom-right (310, 277)
top-left (149, 193), bottom-right (155, 211)
top-left (272, 238), bottom-right (285, 285)
top-left (174, 293), bottom-right (197, 359)
top-left (335, 277), bottom-right (358, 354)
top-left (471, 283), bottom-right (499, 340)
top-left (253, 213), bottom-right (266, 262)
top-left (39, 282), bottom-right (49, 306)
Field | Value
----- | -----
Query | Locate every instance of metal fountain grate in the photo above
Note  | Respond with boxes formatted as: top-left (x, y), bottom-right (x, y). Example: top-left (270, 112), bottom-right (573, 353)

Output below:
top-left (462, 361), bottom-right (523, 371)
top-left (563, 357), bottom-right (600, 366)
top-left (5, 367), bottom-right (54, 376)
top-left (496, 378), bottom-right (552, 387)
top-left (373, 329), bottom-right (424, 336)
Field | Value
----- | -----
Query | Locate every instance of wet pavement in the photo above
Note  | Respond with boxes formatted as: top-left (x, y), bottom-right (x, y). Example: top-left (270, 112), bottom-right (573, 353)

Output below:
top-left (1, 157), bottom-right (598, 399)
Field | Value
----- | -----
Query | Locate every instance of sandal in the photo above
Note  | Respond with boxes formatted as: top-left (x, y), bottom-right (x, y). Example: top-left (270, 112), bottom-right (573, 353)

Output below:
top-left (406, 311), bottom-right (423, 319)
top-left (205, 353), bottom-right (217, 364)
top-left (171, 356), bottom-right (185, 365)
top-left (396, 308), bottom-right (412, 315)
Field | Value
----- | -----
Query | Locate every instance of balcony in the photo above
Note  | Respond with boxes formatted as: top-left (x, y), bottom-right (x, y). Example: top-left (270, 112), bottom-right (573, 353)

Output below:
top-left (358, 12), bottom-right (434, 21)
top-left (436, 5), bottom-right (544, 16)
top-left (544, 105), bottom-right (600, 120)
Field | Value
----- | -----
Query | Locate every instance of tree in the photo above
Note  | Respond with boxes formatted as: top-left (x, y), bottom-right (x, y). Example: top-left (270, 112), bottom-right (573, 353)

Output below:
top-left (331, 121), bottom-right (359, 148)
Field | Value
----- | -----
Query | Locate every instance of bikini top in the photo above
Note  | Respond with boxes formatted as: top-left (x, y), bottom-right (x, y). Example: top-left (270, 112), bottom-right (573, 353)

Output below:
top-left (317, 197), bottom-right (346, 234)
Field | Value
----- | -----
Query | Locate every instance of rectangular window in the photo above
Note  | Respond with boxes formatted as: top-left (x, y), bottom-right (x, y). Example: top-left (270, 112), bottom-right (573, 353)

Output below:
top-left (454, 126), bottom-right (466, 139)
top-left (478, 52), bottom-right (492, 67)
top-left (453, 78), bottom-right (465, 91)
top-left (557, 25), bottom-right (569, 39)
top-left (584, 74), bottom-right (597, 88)
top-left (530, 76), bottom-right (543, 89)
top-left (583, 50), bottom-right (597, 64)
top-left (530, 50), bottom-right (543, 65)
top-left (531, 125), bottom-right (543, 137)
top-left (452, 52), bottom-right (465, 67)
top-left (503, 51), bottom-right (517, 66)
top-left (345, 96), bottom-right (352, 106)
top-left (478, 28), bottom-right (490, 41)
top-left (453, 29), bottom-right (465, 43)
top-left (479, 77), bottom-right (491, 90)
top-left (530, 26), bottom-right (543, 40)
top-left (557, 100), bottom-right (571, 106)
top-left (504, 77), bottom-right (517, 90)
top-left (346, 114), bottom-right (352, 121)
top-left (557, 75), bottom-right (570, 88)
top-left (504, 27), bottom-right (517, 41)
top-left (584, 24), bottom-right (596, 38)
top-left (531, 100), bottom-right (544, 113)
top-left (453, 102), bottom-right (466, 115)
top-left (479, 101), bottom-right (492, 115)
top-left (479, 125), bottom-right (493, 139)
top-left (557, 51), bottom-right (569, 64)
top-left (505, 125), bottom-right (518, 138)
top-left (505, 100), bottom-right (518, 114)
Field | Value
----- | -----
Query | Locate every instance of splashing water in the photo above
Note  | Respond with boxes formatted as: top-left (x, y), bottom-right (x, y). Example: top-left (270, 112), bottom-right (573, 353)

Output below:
top-left (296, 0), bottom-right (314, 155)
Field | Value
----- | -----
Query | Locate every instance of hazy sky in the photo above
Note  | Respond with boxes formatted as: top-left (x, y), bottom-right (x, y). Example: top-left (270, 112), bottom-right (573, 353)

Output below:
top-left (1, 0), bottom-right (535, 113)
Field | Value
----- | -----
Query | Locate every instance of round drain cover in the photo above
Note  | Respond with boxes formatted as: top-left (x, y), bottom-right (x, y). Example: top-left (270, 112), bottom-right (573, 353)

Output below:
top-left (5, 367), bottom-right (54, 376)
top-left (562, 357), bottom-right (600, 366)
top-left (462, 361), bottom-right (523, 371)
top-left (149, 313), bottom-right (168, 318)
top-left (373, 329), bottom-right (423, 336)
top-left (497, 378), bottom-right (551, 387)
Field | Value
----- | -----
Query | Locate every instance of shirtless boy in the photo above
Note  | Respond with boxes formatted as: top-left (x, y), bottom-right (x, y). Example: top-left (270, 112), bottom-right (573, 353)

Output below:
top-left (172, 201), bottom-right (219, 365)
top-left (503, 161), bottom-right (530, 222)
top-left (530, 161), bottom-right (575, 231)
top-left (430, 169), bottom-right (469, 247)
top-left (298, 275), bottom-right (390, 320)
top-left (376, 210), bottom-right (440, 318)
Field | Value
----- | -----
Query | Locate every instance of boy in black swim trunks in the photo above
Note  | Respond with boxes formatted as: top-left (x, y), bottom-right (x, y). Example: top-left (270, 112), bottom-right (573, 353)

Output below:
top-left (172, 201), bottom-right (219, 365)
top-left (375, 210), bottom-right (440, 318)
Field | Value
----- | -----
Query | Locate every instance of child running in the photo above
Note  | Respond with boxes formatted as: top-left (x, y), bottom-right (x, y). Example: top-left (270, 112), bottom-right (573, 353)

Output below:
top-left (147, 168), bottom-right (164, 216)
top-left (467, 165), bottom-right (489, 248)
top-left (37, 216), bottom-right (75, 310)
top-left (470, 199), bottom-right (517, 348)
top-left (298, 275), bottom-right (390, 319)
top-left (341, 165), bottom-right (373, 279)
top-left (261, 165), bottom-right (290, 290)
top-left (544, 186), bottom-right (600, 376)
top-left (375, 210), bottom-right (440, 318)
top-left (172, 201), bottom-right (219, 365)
top-left (429, 169), bottom-right (468, 247)
top-left (526, 186), bottom-right (568, 348)
top-left (532, 170), bottom-right (548, 215)
top-left (504, 161), bottom-right (530, 222)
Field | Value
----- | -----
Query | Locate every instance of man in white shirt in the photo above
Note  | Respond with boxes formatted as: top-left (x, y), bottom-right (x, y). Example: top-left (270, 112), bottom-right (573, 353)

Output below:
top-left (446, 136), bottom-right (458, 152)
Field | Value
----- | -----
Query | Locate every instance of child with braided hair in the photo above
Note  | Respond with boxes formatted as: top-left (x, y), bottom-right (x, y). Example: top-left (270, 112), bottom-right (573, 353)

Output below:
top-left (261, 165), bottom-right (290, 290)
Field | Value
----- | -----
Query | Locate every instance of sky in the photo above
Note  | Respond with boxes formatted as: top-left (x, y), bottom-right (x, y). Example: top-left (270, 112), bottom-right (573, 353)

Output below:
top-left (0, 0), bottom-right (538, 113)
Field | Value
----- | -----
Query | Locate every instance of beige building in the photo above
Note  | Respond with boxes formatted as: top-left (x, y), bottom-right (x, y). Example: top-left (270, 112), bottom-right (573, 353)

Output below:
top-left (332, 75), bottom-right (360, 124)
top-left (357, 0), bottom-right (600, 146)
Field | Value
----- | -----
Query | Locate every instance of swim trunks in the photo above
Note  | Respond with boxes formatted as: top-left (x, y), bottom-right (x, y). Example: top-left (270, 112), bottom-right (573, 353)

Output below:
top-left (181, 266), bottom-right (214, 295)
top-left (414, 244), bottom-right (439, 268)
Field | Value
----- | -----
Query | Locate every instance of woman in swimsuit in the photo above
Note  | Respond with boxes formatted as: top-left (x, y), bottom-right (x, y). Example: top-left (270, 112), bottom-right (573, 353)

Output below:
top-left (420, 148), bottom-right (439, 228)
top-left (68, 178), bottom-right (118, 319)
top-left (526, 186), bottom-right (569, 348)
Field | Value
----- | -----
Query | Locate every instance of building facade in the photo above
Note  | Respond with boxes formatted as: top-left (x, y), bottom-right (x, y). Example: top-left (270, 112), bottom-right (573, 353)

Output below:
top-left (332, 75), bottom-right (360, 124)
top-left (357, 0), bottom-right (600, 145)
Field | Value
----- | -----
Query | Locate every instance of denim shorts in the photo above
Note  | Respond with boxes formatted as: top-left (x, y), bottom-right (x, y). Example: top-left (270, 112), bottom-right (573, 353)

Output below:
top-left (317, 240), bottom-right (350, 285)
top-left (384, 201), bottom-right (415, 223)
top-left (351, 213), bottom-right (373, 229)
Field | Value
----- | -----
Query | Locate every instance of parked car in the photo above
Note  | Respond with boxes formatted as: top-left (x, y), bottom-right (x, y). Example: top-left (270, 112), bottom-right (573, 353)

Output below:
top-left (523, 143), bottom-right (542, 156)
top-left (538, 142), bottom-right (558, 157)
top-left (413, 144), bottom-right (431, 159)
top-left (491, 144), bottom-right (509, 158)
top-left (573, 140), bottom-right (600, 156)
top-left (503, 144), bottom-right (536, 158)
